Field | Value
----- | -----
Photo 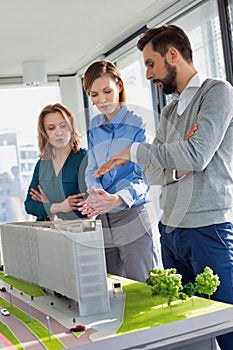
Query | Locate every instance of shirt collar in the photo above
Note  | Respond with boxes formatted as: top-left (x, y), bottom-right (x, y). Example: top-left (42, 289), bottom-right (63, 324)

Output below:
top-left (98, 105), bottom-right (128, 128)
top-left (171, 73), bottom-right (206, 101)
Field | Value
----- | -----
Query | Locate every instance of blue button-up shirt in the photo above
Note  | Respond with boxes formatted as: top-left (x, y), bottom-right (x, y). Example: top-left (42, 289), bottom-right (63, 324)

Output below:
top-left (85, 105), bottom-right (150, 210)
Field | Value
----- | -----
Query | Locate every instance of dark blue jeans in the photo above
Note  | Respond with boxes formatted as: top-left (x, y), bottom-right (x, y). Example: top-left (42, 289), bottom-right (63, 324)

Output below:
top-left (159, 221), bottom-right (233, 350)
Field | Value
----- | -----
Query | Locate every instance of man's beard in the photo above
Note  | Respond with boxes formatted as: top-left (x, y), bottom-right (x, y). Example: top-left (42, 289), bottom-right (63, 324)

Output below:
top-left (154, 59), bottom-right (177, 95)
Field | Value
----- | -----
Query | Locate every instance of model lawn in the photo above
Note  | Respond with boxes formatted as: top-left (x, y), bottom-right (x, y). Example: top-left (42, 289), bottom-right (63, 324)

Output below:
top-left (0, 274), bottom-right (65, 349)
top-left (116, 281), bottom-right (231, 334)
top-left (0, 322), bottom-right (23, 350)
top-left (0, 268), bottom-right (232, 348)
top-left (0, 296), bottom-right (65, 349)
top-left (114, 267), bottom-right (231, 335)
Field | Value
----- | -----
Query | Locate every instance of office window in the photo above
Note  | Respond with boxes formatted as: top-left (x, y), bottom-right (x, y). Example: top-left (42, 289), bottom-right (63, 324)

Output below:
top-left (116, 50), bottom-right (162, 226)
top-left (172, 0), bottom-right (226, 80)
top-left (0, 84), bottom-right (61, 223)
top-left (116, 49), bottom-right (156, 140)
top-left (228, 0), bottom-right (233, 42)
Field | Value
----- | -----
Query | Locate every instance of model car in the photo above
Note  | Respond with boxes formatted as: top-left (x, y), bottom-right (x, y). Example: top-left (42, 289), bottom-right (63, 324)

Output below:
top-left (1, 308), bottom-right (10, 316)
top-left (70, 324), bottom-right (86, 332)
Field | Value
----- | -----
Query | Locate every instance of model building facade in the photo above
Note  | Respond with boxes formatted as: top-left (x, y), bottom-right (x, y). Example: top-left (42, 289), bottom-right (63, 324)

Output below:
top-left (0, 219), bottom-right (110, 316)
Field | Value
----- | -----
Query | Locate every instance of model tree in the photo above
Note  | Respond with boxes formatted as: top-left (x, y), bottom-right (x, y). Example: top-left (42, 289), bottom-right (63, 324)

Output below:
top-left (182, 282), bottom-right (196, 305)
top-left (195, 266), bottom-right (220, 303)
top-left (147, 267), bottom-right (221, 309)
top-left (183, 282), bottom-right (196, 297)
top-left (147, 268), bottom-right (183, 308)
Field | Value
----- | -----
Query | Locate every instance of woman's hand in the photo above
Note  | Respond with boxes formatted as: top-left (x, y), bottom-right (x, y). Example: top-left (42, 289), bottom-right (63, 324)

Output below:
top-left (67, 193), bottom-right (86, 211)
top-left (35, 191), bottom-right (85, 216)
top-left (30, 185), bottom-right (49, 203)
top-left (50, 193), bottom-right (86, 214)
top-left (30, 184), bottom-right (87, 215)
top-left (78, 188), bottom-right (123, 217)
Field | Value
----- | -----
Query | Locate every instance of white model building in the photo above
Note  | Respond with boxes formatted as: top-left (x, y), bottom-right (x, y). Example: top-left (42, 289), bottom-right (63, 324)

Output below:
top-left (0, 219), bottom-right (110, 316)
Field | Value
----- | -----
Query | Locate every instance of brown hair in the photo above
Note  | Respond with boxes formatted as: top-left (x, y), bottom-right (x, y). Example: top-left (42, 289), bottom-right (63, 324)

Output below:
top-left (37, 103), bottom-right (82, 159)
top-left (137, 24), bottom-right (193, 63)
top-left (83, 60), bottom-right (127, 104)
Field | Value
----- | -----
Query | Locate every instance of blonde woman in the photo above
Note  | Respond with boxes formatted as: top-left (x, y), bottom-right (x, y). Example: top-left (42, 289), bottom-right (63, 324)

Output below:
top-left (24, 103), bottom-right (87, 220)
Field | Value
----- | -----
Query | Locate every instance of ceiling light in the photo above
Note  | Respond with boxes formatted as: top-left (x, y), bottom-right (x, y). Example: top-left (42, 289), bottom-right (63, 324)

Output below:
top-left (23, 60), bottom-right (47, 86)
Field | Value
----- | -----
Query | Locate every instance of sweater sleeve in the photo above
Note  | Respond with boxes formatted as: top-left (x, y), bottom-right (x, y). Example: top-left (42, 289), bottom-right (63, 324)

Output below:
top-left (142, 124), bottom-right (179, 185)
top-left (136, 80), bottom-right (233, 172)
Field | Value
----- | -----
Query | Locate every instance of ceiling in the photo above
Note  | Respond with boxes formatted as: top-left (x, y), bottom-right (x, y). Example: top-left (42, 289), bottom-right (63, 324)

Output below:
top-left (0, 0), bottom-right (178, 80)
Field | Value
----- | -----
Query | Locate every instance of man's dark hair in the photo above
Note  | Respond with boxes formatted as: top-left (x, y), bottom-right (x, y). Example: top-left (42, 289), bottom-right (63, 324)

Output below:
top-left (137, 24), bottom-right (193, 63)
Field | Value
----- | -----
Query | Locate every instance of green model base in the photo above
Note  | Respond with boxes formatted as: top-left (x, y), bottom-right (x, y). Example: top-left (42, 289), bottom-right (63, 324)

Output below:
top-left (115, 276), bottom-right (232, 335)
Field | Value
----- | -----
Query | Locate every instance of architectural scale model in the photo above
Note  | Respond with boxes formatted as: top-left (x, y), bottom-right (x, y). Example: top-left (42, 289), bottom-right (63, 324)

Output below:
top-left (0, 219), bottom-right (110, 316)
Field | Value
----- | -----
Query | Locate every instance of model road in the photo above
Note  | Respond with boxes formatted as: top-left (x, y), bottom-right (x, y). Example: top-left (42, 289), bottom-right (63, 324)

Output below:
top-left (0, 312), bottom-right (46, 350)
top-left (0, 290), bottom-right (96, 348)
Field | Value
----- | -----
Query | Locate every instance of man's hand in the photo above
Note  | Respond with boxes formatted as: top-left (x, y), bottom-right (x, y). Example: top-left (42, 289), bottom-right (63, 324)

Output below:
top-left (94, 123), bottom-right (198, 179)
top-left (185, 123), bottom-right (198, 140)
top-left (94, 147), bottom-right (131, 178)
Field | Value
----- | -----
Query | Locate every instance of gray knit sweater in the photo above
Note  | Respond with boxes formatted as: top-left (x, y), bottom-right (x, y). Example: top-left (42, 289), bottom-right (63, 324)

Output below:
top-left (137, 78), bottom-right (233, 227)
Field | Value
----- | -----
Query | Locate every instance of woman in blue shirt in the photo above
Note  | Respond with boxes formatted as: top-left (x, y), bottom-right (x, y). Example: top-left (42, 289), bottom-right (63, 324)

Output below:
top-left (80, 60), bottom-right (158, 282)
top-left (24, 103), bottom-right (87, 221)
